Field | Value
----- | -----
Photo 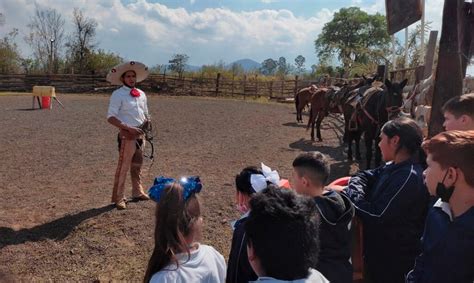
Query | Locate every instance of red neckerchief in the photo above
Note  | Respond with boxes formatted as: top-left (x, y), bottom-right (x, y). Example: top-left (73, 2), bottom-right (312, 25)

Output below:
top-left (130, 88), bottom-right (140, 97)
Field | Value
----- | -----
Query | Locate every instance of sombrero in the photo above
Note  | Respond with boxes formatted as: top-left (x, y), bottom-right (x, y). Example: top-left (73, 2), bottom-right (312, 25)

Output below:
top-left (106, 61), bottom-right (149, 85)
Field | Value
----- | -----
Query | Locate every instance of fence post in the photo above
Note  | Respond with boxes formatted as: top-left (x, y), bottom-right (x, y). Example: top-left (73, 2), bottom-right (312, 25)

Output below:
top-left (216, 73), bottom-right (221, 96)
top-left (294, 75), bottom-right (299, 98)
top-left (255, 74), bottom-right (259, 98)
top-left (163, 69), bottom-right (166, 82)
top-left (270, 81), bottom-right (273, 98)
top-left (231, 74), bottom-right (235, 97)
top-left (243, 75), bottom-right (247, 100)
top-left (281, 79), bottom-right (284, 97)
top-left (200, 72), bottom-right (204, 96)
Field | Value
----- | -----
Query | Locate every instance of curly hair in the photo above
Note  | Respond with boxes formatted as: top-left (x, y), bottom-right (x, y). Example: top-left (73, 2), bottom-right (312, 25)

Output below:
top-left (245, 186), bottom-right (320, 280)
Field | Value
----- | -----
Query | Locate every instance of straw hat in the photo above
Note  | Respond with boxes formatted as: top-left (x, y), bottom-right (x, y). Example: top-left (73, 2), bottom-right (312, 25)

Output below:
top-left (106, 61), bottom-right (149, 85)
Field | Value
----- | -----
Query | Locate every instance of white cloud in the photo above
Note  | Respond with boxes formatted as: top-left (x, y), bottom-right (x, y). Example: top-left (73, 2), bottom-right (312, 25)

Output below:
top-left (261, 0), bottom-right (279, 3)
top-left (190, 0), bottom-right (196, 4)
top-left (0, 0), bottom-right (456, 71)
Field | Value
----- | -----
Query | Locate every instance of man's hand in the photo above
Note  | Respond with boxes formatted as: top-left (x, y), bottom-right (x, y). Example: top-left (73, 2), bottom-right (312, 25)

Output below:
top-left (126, 126), bottom-right (144, 135)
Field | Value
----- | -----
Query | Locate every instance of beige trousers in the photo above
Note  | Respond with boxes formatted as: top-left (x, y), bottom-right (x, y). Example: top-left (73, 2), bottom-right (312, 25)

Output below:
top-left (111, 132), bottom-right (146, 203)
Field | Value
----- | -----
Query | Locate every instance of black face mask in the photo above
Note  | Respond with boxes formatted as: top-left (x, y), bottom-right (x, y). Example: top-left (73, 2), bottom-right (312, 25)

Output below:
top-left (436, 170), bottom-right (455, 202)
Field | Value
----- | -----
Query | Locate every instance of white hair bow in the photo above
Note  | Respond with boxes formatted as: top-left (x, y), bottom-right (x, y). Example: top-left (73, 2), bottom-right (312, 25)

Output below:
top-left (250, 163), bottom-right (281, 193)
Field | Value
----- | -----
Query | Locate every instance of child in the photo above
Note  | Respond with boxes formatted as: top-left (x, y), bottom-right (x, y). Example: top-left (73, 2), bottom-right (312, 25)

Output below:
top-left (245, 186), bottom-right (329, 282)
top-left (407, 131), bottom-right (474, 283)
top-left (339, 117), bottom-right (430, 283)
top-left (442, 93), bottom-right (474, 131)
top-left (144, 177), bottom-right (226, 283)
top-left (227, 164), bottom-right (281, 283)
top-left (292, 151), bottom-right (355, 283)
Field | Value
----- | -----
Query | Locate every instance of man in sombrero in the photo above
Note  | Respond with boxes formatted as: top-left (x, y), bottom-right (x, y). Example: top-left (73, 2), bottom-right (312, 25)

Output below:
top-left (106, 61), bottom-right (151, 210)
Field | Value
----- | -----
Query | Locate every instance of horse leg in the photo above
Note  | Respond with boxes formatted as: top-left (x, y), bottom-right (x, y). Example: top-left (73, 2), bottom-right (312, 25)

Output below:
top-left (364, 132), bottom-right (373, 169)
top-left (347, 134), bottom-right (353, 161)
top-left (316, 112), bottom-right (324, 142)
top-left (374, 135), bottom-right (382, 166)
top-left (355, 131), bottom-right (362, 161)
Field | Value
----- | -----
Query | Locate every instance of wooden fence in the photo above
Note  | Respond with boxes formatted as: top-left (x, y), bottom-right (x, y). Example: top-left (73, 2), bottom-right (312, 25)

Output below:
top-left (0, 73), bottom-right (320, 99)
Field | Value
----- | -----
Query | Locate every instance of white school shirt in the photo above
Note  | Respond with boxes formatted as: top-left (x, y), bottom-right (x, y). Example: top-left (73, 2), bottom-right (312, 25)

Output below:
top-left (149, 244), bottom-right (226, 283)
top-left (251, 268), bottom-right (329, 283)
top-left (107, 85), bottom-right (148, 127)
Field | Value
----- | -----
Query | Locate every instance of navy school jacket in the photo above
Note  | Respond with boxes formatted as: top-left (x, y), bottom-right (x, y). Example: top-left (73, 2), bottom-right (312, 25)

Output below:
top-left (343, 159), bottom-right (430, 283)
top-left (314, 190), bottom-right (355, 283)
top-left (406, 201), bottom-right (474, 283)
top-left (226, 215), bottom-right (258, 283)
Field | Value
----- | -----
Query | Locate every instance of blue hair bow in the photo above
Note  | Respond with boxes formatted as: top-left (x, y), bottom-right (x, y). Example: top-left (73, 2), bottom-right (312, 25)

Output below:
top-left (148, 176), bottom-right (202, 202)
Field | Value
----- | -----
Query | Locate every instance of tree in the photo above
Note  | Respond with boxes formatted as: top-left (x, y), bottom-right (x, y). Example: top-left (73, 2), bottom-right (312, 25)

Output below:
top-left (65, 8), bottom-right (97, 74)
top-left (149, 64), bottom-right (166, 74)
top-left (276, 57), bottom-right (289, 76)
top-left (0, 28), bottom-right (22, 73)
top-left (25, 5), bottom-right (65, 73)
top-left (260, 58), bottom-right (277, 75)
top-left (294, 55), bottom-right (306, 74)
top-left (315, 7), bottom-right (390, 75)
top-left (168, 54), bottom-right (189, 78)
top-left (86, 49), bottom-right (122, 74)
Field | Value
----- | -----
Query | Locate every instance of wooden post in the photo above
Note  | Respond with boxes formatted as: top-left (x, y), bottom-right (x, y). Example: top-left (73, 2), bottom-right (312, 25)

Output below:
top-left (281, 79), bottom-right (284, 98)
top-left (255, 74), bottom-right (259, 98)
top-left (269, 81), bottom-right (273, 98)
top-left (200, 72), bottom-right (204, 96)
top-left (243, 75), bottom-right (247, 100)
top-left (423, 31), bottom-right (439, 79)
top-left (429, 0), bottom-right (464, 137)
top-left (216, 73), bottom-right (221, 97)
top-left (163, 69), bottom-right (166, 82)
top-left (231, 74), bottom-right (235, 97)
top-left (377, 65), bottom-right (387, 82)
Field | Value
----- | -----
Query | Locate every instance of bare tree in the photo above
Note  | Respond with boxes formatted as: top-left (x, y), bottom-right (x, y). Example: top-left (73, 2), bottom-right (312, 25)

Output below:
top-left (25, 5), bottom-right (65, 73)
top-left (65, 8), bottom-right (97, 73)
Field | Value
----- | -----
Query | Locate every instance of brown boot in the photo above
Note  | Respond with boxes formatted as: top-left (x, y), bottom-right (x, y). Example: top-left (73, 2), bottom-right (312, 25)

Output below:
top-left (116, 200), bottom-right (127, 210)
top-left (132, 193), bottom-right (150, 201)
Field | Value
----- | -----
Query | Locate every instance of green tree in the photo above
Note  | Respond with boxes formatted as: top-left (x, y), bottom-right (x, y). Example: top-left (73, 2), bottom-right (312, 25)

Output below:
top-left (0, 28), bottom-right (22, 73)
top-left (260, 58), bottom-right (277, 75)
top-left (86, 49), bottom-right (122, 74)
top-left (168, 54), bottom-right (189, 78)
top-left (294, 55), bottom-right (306, 74)
top-left (65, 8), bottom-right (97, 74)
top-left (315, 7), bottom-right (390, 75)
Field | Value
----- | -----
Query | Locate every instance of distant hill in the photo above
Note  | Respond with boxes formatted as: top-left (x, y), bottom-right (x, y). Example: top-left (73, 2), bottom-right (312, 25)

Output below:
top-left (229, 59), bottom-right (261, 71)
top-left (165, 59), bottom-right (262, 73)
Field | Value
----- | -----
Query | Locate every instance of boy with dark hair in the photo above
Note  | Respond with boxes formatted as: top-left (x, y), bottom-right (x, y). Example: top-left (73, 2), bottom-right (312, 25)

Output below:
top-left (292, 152), bottom-right (354, 283)
top-left (245, 186), bottom-right (329, 282)
top-left (407, 130), bottom-right (474, 283)
top-left (442, 93), bottom-right (474, 131)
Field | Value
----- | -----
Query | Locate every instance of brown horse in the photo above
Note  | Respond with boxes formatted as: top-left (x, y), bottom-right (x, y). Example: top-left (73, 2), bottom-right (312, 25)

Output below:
top-left (295, 85), bottom-right (317, 123)
top-left (305, 76), bottom-right (375, 142)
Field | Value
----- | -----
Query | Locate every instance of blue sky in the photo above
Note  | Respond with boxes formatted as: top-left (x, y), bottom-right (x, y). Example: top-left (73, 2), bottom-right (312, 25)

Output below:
top-left (1, 0), bottom-right (472, 75)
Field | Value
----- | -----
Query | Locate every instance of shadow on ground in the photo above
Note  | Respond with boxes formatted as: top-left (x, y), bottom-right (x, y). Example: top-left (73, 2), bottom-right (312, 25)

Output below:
top-left (0, 205), bottom-right (114, 249)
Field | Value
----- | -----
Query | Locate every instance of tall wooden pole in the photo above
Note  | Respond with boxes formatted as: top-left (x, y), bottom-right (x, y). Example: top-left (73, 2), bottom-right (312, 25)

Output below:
top-left (420, 0), bottom-right (426, 62)
top-left (428, 0), bottom-right (464, 137)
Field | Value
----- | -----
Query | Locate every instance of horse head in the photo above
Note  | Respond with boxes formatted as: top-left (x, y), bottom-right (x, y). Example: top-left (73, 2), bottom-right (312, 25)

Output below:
top-left (384, 78), bottom-right (408, 119)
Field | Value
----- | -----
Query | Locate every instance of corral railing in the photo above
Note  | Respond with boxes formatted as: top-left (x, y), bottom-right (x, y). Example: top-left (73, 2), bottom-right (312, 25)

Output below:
top-left (0, 73), bottom-right (322, 99)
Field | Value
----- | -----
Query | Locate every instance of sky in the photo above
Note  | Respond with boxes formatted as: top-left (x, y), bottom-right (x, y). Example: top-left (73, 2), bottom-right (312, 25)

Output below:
top-left (1, 0), bottom-right (473, 74)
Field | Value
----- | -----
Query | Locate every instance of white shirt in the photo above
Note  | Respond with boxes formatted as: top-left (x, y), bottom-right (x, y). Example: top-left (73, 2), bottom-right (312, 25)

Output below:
top-left (251, 268), bottom-right (330, 283)
top-left (107, 85), bottom-right (148, 127)
top-left (149, 244), bottom-right (226, 283)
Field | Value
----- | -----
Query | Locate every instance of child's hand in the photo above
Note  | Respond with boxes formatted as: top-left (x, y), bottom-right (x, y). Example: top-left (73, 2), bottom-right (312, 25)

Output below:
top-left (325, 185), bottom-right (345, 192)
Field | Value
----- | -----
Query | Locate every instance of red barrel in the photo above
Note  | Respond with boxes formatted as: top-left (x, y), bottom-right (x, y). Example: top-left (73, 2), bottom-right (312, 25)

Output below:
top-left (41, 96), bottom-right (51, 109)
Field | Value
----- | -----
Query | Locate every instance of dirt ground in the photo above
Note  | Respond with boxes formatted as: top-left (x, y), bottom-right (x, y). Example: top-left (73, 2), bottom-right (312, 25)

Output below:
top-left (0, 93), bottom-right (360, 281)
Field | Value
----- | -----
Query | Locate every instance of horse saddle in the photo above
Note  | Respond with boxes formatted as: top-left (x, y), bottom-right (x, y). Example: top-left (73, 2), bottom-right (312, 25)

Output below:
top-left (348, 86), bottom-right (382, 109)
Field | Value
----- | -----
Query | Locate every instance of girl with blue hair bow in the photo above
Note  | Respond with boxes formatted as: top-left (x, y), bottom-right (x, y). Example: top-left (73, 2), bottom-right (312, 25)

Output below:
top-left (144, 177), bottom-right (226, 283)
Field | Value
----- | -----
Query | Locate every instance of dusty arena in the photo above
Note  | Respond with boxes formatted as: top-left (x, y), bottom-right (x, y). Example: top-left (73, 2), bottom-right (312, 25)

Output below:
top-left (0, 94), bottom-right (359, 281)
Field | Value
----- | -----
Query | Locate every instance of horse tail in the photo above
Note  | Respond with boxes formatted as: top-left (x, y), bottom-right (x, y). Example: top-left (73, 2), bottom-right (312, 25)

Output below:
top-left (295, 91), bottom-right (300, 113)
